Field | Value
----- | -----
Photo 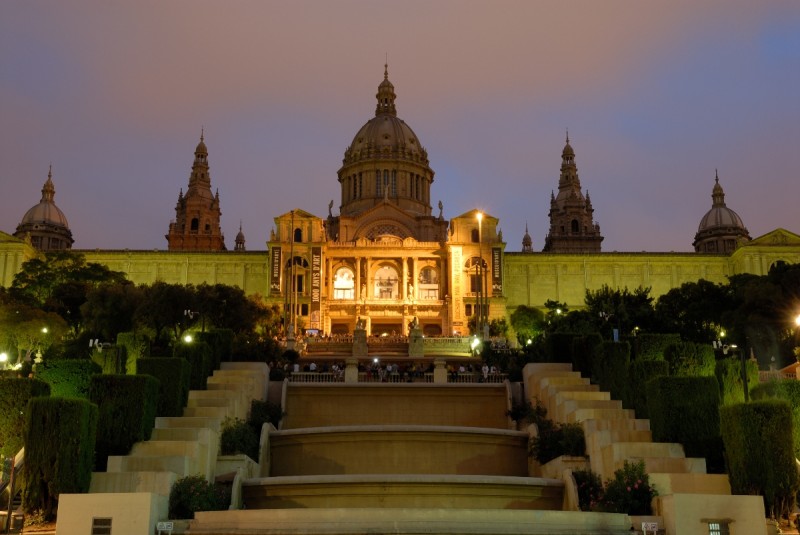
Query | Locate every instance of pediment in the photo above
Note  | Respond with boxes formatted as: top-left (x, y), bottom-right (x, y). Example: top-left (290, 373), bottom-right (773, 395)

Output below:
top-left (0, 230), bottom-right (24, 244)
top-left (350, 203), bottom-right (417, 241)
top-left (744, 228), bottom-right (800, 247)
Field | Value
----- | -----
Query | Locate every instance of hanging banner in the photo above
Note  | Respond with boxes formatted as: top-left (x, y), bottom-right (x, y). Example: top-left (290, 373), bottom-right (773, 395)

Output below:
top-left (492, 247), bottom-right (503, 296)
top-left (270, 247), bottom-right (282, 295)
top-left (310, 247), bottom-right (322, 329)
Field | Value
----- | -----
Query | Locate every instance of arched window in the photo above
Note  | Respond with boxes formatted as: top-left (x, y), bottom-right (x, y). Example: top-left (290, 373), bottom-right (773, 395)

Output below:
top-left (333, 267), bottom-right (355, 300)
top-left (571, 220), bottom-right (579, 234)
top-left (293, 228), bottom-right (302, 243)
top-left (418, 267), bottom-right (439, 300)
top-left (471, 229), bottom-right (480, 243)
top-left (374, 264), bottom-right (399, 299)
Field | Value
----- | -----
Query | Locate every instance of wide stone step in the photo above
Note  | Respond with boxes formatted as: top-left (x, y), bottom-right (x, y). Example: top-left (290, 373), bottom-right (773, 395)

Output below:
top-left (585, 429), bottom-right (653, 458)
top-left (565, 407), bottom-right (634, 424)
top-left (183, 405), bottom-right (233, 419)
top-left (552, 392), bottom-right (612, 422)
top-left (582, 418), bottom-right (650, 433)
top-left (130, 440), bottom-right (201, 458)
top-left (649, 473), bottom-right (731, 495)
top-left (150, 427), bottom-right (214, 442)
top-left (106, 454), bottom-right (199, 477)
top-left (155, 416), bottom-right (222, 432)
top-left (189, 507), bottom-right (634, 535)
top-left (89, 471), bottom-right (176, 496)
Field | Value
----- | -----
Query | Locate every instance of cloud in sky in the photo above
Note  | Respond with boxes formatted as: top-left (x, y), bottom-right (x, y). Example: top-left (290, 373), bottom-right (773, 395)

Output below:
top-left (1, 1), bottom-right (798, 252)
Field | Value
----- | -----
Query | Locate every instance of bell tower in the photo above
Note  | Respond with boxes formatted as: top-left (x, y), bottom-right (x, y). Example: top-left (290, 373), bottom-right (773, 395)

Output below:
top-left (543, 134), bottom-right (603, 253)
top-left (166, 131), bottom-right (226, 251)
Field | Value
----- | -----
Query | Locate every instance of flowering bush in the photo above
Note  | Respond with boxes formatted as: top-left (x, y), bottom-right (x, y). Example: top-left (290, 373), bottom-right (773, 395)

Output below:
top-left (573, 469), bottom-right (603, 511)
top-left (599, 460), bottom-right (657, 515)
top-left (220, 417), bottom-right (259, 460)
top-left (168, 475), bottom-right (230, 519)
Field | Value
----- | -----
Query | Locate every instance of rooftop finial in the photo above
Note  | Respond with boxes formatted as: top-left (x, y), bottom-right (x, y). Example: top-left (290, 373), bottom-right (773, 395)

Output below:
top-left (566, 128), bottom-right (570, 144)
top-left (715, 168), bottom-right (719, 183)
top-left (384, 58), bottom-right (388, 80)
top-left (48, 163), bottom-right (52, 179)
top-left (201, 126), bottom-right (204, 142)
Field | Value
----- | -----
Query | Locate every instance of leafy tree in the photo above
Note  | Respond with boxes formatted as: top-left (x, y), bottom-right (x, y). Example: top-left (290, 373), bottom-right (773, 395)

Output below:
top-left (11, 251), bottom-right (126, 331)
top-left (584, 285), bottom-right (655, 339)
top-left (195, 283), bottom-right (262, 333)
top-left (654, 279), bottom-right (733, 343)
top-left (134, 282), bottom-right (196, 346)
top-left (0, 301), bottom-right (67, 365)
top-left (81, 282), bottom-right (142, 342)
top-left (510, 305), bottom-right (545, 344)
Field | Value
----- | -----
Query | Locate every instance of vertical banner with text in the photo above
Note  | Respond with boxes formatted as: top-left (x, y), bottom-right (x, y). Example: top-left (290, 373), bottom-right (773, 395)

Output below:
top-left (310, 247), bottom-right (322, 329)
top-left (270, 247), bottom-right (282, 295)
top-left (492, 247), bottom-right (503, 296)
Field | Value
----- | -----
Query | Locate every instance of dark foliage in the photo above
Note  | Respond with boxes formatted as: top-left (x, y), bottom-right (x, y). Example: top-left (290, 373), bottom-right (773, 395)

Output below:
top-left (136, 357), bottom-right (190, 417)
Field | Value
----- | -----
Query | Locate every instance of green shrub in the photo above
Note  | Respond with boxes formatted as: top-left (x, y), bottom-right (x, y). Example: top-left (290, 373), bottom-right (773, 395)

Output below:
top-left (633, 333), bottom-right (679, 361)
top-left (752, 381), bottom-right (800, 459)
top-left (646, 376), bottom-right (723, 473)
top-left (90, 374), bottom-right (159, 470)
top-left (546, 333), bottom-right (580, 364)
top-left (198, 329), bottom-right (234, 369)
top-left (220, 417), bottom-right (260, 461)
top-left (117, 332), bottom-right (150, 375)
top-left (23, 397), bottom-right (98, 521)
top-left (168, 475), bottom-right (230, 519)
top-left (720, 400), bottom-right (799, 519)
top-left (174, 341), bottom-right (213, 390)
top-left (599, 460), bottom-right (657, 515)
top-left (571, 333), bottom-right (602, 378)
top-left (663, 341), bottom-right (714, 376)
top-left (34, 359), bottom-right (101, 398)
top-left (136, 357), bottom-right (190, 417)
top-left (531, 421), bottom-right (586, 465)
top-left (249, 399), bottom-right (284, 431)
top-left (0, 378), bottom-right (50, 458)
top-left (592, 341), bottom-right (630, 403)
top-left (573, 469), bottom-right (603, 512)
top-left (715, 357), bottom-right (759, 406)
top-left (89, 345), bottom-right (127, 375)
top-left (624, 359), bottom-right (669, 419)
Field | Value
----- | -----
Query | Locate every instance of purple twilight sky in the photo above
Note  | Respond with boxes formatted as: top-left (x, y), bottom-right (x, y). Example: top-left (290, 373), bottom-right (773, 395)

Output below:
top-left (1, 1), bottom-right (798, 253)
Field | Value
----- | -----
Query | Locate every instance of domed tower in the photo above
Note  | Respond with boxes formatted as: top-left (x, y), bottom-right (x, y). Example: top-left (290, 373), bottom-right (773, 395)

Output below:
top-left (234, 223), bottom-right (246, 251)
top-left (331, 65), bottom-right (446, 243)
top-left (14, 166), bottom-right (74, 251)
top-left (166, 132), bottom-right (226, 251)
top-left (543, 134), bottom-right (603, 253)
top-left (693, 171), bottom-right (750, 253)
top-left (521, 223), bottom-right (533, 253)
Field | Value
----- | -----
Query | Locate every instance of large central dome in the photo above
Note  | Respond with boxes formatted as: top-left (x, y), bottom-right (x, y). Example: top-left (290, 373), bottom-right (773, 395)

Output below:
top-left (337, 66), bottom-right (434, 219)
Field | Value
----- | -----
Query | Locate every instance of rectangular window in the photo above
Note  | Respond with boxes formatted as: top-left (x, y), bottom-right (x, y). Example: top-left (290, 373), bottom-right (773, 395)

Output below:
top-left (91, 518), bottom-right (112, 535)
top-left (358, 173), bottom-right (363, 198)
top-left (294, 274), bottom-right (304, 293)
top-left (469, 273), bottom-right (480, 294)
top-left (391, 171), bottom-right (397, 196)
top-left (465, 304), bottom-right (472, 316)
top-left (301, 303), bottom-right (309, 316)
top-left (375, 171), bottom-right (381, 196)
top-left (707, 521), bottom-right (730, 535)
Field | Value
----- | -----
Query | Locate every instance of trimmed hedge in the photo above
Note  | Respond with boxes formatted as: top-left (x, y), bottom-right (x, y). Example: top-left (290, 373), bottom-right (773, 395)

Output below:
top-left (137, 357), bottom-right (190, 417)
top-left (198, 328), bottom-right (234, 369)
top-left (117, 332), bottom-right (150, 375)
top-left (715, 357), bottom-right (759, 406)
top-left (174, 341), bottom-right (213, 390)
top-left (90, 345), bottom-right (127, 375)
top-left (23, 397), bottom-right (98, 520)
top-left (663, 341), bottom-right (715, 377)
top-left (624, 359), bottom-right (669, 419)
top-left (646, 376), bottom-right (723, 473)
top-left (34, 359), bottom-right (102, 398)
top-left (721, 400), bottom-right (799, 519)
top-left (633, 333), bottom-right (679, 361)
top-left (546, 333), bottom-right (581, 364)
top-left (592, 341), bottom-right (630, 404)
top-left (751, 381), bottom-right (800, 459)
top-left (571, 333), bottom-right (603, 378)
top-left (0, 378), bottom-right (50, 458)
top-left (89, 374), bottom-right (160, 470)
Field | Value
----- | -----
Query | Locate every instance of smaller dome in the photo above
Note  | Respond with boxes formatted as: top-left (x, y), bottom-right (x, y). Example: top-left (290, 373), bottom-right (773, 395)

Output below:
top-left (693, 172), bottom-right (750, 253)
top-left (19, 171), bottom-right (70, 228)
top-left (195, 134), bottom-right (208, 155)
top-left (15, 166), bottom-right (74, 251)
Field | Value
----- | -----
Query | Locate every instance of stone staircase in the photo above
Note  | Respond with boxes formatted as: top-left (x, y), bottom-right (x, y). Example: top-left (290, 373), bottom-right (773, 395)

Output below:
top-left (57, 362), bottom-right (268, 533)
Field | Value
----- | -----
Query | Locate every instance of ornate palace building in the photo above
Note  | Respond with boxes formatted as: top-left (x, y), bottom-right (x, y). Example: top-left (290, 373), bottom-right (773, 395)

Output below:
top-left (3, 66), bottom-right (800, 330)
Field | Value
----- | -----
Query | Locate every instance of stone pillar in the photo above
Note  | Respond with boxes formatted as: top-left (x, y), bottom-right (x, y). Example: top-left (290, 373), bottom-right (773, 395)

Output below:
top-left (353, 324), bottom-right (367, 357)
top-left (408, 325), bottom-right (424, 358)
top-left (433, 358), bottom-right (447, 384)
top-left (344, 358), bottom-right (359, 383)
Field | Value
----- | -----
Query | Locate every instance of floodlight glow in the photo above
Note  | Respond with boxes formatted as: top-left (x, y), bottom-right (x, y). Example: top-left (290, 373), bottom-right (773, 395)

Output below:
top-left (795, 314), bottom-right (800, 327)
top-left (470, 337), bottom-right (480, 350)
top-left (183, 334), bottom-right (193, 343)
top-left (0, 352), bottom-right (7, 364)
top-left (526, 339), bottom-right (532, 346)
top-left (41, 327), bottom-right (48, 334)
